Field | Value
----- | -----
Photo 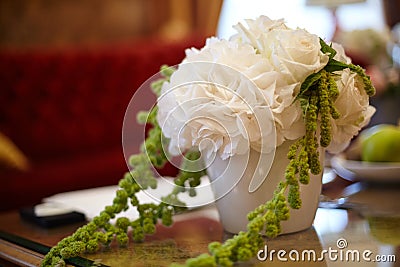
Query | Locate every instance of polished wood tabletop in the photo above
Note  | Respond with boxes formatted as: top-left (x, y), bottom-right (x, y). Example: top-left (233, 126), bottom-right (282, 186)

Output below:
top-left (1, 176), bottom-right (399, 267)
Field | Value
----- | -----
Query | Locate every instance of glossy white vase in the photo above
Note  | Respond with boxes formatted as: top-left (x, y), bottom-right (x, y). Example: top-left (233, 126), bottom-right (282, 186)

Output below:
top-left (206, 140), bottom-right (323, 235)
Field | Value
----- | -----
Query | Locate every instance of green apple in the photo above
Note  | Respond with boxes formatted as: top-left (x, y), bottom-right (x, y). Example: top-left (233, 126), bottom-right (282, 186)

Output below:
top-left (360, 124), bottom-right (400, 162)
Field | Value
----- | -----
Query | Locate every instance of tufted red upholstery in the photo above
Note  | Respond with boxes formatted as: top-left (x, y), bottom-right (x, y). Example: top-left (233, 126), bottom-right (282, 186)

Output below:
top-left (0, 37), bottom-right (205, 211)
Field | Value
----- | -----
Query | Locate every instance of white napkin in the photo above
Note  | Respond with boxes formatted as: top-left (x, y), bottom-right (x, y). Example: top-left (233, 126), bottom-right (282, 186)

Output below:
top-left (42, 176), bottom-right (216, 223)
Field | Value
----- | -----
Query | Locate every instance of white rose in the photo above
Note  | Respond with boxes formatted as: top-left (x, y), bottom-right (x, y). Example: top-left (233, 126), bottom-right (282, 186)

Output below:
top-left (232, 17), bottom-right (329, 85)
top-left (230, 18), bottom-right (330, 147)
top-left (327, 68), bottom-right (376, 153)
top-left (265, 28), bottom-right (329, 84)
top-left (331, 42), bottom-right (351, 64)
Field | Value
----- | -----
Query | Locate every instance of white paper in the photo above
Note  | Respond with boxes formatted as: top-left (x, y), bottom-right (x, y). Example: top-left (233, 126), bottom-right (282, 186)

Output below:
top-left (42, 176), bottom-right (216, 223)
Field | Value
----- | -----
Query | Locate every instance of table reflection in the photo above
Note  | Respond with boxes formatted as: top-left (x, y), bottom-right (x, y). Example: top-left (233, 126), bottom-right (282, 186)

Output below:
top-left (81, 179), bottom-right (399, 266)
top-left (315, 180), bottom-right (400, 267)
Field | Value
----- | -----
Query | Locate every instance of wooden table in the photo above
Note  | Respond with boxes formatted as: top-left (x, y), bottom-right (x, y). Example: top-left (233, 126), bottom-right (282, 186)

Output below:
top-left (1, 177), bottom-right (400, 267)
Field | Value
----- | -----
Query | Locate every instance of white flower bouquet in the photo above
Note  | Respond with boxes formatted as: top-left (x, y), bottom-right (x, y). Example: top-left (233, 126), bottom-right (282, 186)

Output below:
top-left (158, 16), bottom-right (375, 161)
top-left (42, 16), bottom-right (375, 267)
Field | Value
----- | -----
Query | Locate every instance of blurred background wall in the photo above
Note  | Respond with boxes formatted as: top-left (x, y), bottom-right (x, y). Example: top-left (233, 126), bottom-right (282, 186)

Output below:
top-left (0, 0), bottom-right (223, 48)
top-left (1, 0), bottom-right (398, 48)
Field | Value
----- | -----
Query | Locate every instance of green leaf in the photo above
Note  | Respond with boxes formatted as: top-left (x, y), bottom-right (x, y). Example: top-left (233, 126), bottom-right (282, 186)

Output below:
top-left (319, 38), bottom-right (336, 59)
top-left (295, 71), bottom-right (321, 101)
top-left (324, 59), bottom-right (350, 73)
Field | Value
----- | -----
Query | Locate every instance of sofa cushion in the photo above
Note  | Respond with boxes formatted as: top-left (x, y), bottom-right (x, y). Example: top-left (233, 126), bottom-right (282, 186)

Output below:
top-left (0, 36), bottom-right (206, 211)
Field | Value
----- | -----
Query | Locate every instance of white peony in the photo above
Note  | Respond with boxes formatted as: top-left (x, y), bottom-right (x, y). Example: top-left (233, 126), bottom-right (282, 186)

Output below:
top-left (157, 38), bottom-right (276, 160)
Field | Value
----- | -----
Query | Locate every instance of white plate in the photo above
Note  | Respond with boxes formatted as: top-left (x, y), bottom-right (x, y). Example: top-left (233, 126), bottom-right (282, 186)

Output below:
top-left (331, 154), bottom-right (400, 182)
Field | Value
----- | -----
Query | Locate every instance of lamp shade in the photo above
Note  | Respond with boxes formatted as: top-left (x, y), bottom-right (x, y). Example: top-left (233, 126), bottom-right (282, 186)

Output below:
top-left (306, 0), bottom-right (366, 8)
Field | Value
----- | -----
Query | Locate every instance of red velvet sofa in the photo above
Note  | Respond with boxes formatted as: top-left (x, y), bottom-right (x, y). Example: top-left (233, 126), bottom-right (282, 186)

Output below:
top-left (0, 37), bottom-right (205, 211)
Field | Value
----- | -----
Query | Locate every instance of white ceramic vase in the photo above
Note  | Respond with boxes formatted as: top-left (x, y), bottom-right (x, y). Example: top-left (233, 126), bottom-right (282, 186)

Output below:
top-left (206, 140), bottom-right (323, 235)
